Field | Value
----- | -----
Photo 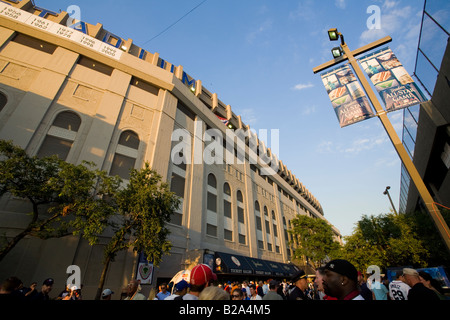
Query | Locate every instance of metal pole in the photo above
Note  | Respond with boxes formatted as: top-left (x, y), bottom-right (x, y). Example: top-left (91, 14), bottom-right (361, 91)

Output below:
top-left (339, 42), bottom-right (450, 253)
top-left (384, 187), bottom-right (398, 215)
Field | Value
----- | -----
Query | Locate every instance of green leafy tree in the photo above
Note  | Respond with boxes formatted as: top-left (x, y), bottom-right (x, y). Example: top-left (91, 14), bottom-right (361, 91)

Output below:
top-left (288, 215), bottom-right (341, 268)
top-left (95, 163), bottom-right (180, 300)
top-left (0, 140), bottom-right (121, 262)
top-left (340, 212), bottom-right (429, 271)
top-left (405, 208), bottom-right (450, 266)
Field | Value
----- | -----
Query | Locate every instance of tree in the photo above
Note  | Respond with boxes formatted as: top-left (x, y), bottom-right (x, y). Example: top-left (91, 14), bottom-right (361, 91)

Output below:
top-left (0, 140), bottom-right (121, 262)
top-left (405, 207), bottom-right (450, 266)
top-left (340, 212), bottom-right (429, 271)
top-left (288, 215), bottom-right (341, 269)
top-left (94, 163), bottom-right (180, 300)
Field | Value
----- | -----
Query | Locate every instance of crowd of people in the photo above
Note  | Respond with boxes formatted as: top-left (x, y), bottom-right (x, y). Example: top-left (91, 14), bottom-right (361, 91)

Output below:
top-left (1, 259), bottom-right (447, 301)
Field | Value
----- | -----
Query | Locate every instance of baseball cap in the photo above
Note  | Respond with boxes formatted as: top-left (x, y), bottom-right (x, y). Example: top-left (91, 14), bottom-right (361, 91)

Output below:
top-left (324, 259), bottom-right (358, 282)
top-left (402, 268), bottom-right (419, 277)
top-left (175, 280), bottom-right (190, 291)
top-left (102, 289), bottom-right (114, 297)
top-left (190, 264), bottom-right (217, 286)
top-left (43, 278), bottom-right (54, 286)
top-left (291, 269), bottom-right (307, 282)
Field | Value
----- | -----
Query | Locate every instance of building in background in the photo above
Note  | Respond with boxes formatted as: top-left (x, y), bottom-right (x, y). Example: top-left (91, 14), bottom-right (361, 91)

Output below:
top-left (399, 0), bottom-right (450, 214)
top-left (0, 0), bottom-right (341, 298)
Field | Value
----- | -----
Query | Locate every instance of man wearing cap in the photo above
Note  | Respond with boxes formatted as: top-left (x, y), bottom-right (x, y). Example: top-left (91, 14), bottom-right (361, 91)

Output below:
top-left (323, 259), bottom-right (364, 300)
top-left (102, 289), bottom-right (114, 300)
top-left (166, 280), bottom-right (190, 300)
top-left (402, 268), bottom-right (439, 300)
top-left (288, 269), bottom-right (310, 300)
top-left (182, 264), bottom-right (217, 300)
top-left (31, 278), bottom-right (54, 301)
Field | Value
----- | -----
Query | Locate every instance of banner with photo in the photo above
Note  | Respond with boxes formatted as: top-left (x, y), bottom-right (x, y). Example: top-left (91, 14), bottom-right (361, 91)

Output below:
top-left (358, 47), bottom-right (427, 112)
top-left (321, 64), bottom-right (375, 128)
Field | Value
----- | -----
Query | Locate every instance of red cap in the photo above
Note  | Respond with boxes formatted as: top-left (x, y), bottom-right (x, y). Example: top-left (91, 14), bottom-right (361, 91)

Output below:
top-left (190, 264), bottom-right (217, 286)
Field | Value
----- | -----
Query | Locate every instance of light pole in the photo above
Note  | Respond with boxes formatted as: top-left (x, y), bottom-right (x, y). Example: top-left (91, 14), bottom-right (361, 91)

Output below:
top-left (313, 28), bottom-right (450, 253)
top-left (383, 186), bottom-right (398, 215)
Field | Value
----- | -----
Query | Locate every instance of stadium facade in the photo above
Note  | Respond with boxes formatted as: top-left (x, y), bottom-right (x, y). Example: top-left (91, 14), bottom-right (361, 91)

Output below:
top-left (0, 0), bottom-right (341, 298)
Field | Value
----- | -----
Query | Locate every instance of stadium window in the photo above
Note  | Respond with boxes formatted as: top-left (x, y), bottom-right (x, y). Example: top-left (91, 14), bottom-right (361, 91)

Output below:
top-left (37, 111), bottom-right (81, 160)
top-left (109, 130), bottom-right (140, 180)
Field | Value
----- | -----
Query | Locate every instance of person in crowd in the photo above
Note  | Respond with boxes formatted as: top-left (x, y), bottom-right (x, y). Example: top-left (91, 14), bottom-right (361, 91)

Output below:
top-left (101, 289), bottom-right (114, 300)
top-left (357, 271), bottom-right (372, 300)
top-left (124, 279), bottom-right (146, 300)
top-left (0, 277), bottom-right (22, 300)
top-left (314, 267), bottom-right (337, 300)
top-left (402, 268), bottom-right (439, 300)
top-left (231, 288), bottom-right (244, 300)
top-left (418, 271), bottom-right (447, 300)
top-left (241, 287), bottom-right (250, 300)
top-left (156, 282), bottom-right (170, 300)
top-left (31, 278), bottom-right (54, 301)
top-left (322, 259), bottom-right (364, 300)
top-left (257, 280), bottom-right (265, 297)
top-left (249, 283), bottom-right (262, 300)
top-left (262, 280), bottom-right (284, 300)
top-left (369, 276), bottom-right (389, 300)
top-left (389, 270), bottom-right (410, 300)
top-left (199, 286), bottom-right (230, 300)
top-left (288, 269), bottom-right (310, 300)
top-left (182, 264), bottom-right (216, 300)
top-left (165, 280), bottom-right (189, 300)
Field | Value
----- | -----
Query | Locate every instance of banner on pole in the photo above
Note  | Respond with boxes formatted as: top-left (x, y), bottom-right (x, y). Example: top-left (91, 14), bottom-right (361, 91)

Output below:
top-left (321, 64), bottom-right (375, 128)
top-left (358, 47), bottom-right (427, 112)
top-left (136, 252), bottom-right (154, 285)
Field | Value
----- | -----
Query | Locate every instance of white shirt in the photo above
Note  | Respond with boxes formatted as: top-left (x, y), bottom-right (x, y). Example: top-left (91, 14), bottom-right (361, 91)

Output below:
top-left (389, 280), bottom-right (410, 300)
top-left (182, 293), bottom-right (199, 300)
top-left (250, 294), bottom-right (262, 300)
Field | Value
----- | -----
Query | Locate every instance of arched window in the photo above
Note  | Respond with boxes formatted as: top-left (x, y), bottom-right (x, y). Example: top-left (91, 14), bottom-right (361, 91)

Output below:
top-left (223, 183), bottom-right (232, 218)
top-left (237, 190), bottom-right (246, 244)
top-left (237, 190), bottom-right (243, 203)
top-left (264, 206), bottom-right (272, 251)
top-left (207, 173), bottom-right (217, 188)
top-left (206, 173), bottom-right (217, 237)
top-left (0, 92), bottom-right (7, 113)
top-left (255, 201), bottom-right (264, 249)
top-left (37, 111), bottom-right (81, 160)
top-left (223, 182), bottom-right (232, 241)
top-left (109, 130), bottom-right (140, 180)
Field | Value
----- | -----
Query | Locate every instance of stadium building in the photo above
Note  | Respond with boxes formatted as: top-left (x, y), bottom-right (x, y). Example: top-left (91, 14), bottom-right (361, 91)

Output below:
top-left (0, 0), bottom-right (341, 298)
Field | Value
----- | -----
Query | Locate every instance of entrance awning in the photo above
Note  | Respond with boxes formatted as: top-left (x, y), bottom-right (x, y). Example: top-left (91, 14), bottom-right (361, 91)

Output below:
top-left (213, 251), bottom-right (302, 278)
top-left (214, 252), bottom-right (253, 275)
top-left (246, 257), bottom-right (273, 276)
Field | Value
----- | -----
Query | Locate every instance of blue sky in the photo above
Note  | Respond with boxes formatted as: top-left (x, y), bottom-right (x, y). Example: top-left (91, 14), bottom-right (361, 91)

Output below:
top-left (37, 0), bottom-right (432, 238)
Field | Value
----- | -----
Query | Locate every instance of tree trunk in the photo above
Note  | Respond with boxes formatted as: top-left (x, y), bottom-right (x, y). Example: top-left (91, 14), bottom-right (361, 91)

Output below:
top-left (0, 228), bottom-right (30, 263)
top-left (95, 255), bottom-right (112, 300)
top-left (0, 202), bottom-right (39, 263)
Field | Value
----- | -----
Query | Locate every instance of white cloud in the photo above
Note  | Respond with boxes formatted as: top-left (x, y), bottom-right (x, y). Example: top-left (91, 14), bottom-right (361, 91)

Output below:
top-left (246, 19), bottom-right (273, 44)
top-left (301, 105), bottom-right (317, 115)
top-left (335, 0), bottom-right (346, 9)
top-left (293, 83), bottom-right (314, 91)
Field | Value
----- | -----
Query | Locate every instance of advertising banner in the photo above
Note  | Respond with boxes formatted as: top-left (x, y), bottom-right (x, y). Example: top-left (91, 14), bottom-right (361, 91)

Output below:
top-left (321, 64), bottom-right (375, 128)
top-left (135, 252), bottom-right (153, 285)
top-left (358, 47), bottom-right (427, 112)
